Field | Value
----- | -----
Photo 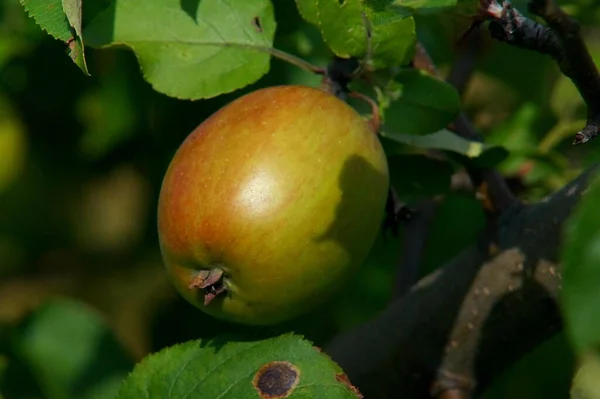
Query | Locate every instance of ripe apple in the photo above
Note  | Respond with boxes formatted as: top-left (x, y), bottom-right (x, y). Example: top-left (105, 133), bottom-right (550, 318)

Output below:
top-left (158, 85), bottom-right (389, 325)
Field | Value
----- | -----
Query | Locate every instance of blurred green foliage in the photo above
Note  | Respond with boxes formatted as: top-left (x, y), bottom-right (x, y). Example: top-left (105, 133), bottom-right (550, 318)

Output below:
top-left (0, 0), bottom-right (598, 397)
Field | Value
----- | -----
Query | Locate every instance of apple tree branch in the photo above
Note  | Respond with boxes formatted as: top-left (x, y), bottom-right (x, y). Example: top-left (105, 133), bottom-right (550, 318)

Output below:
top-left (478, 0), bottom-right (600, 144)
top-left (323, 0), bottom-right (600, 397)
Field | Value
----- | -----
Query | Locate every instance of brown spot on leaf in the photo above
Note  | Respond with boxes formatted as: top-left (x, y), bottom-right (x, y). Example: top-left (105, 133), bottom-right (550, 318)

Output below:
top-left (253, 361), bottom-right (300, 398)
top-left (252, 16), bottom-right (263, 33)
top-left (335, 373), bottom-right (363, 398)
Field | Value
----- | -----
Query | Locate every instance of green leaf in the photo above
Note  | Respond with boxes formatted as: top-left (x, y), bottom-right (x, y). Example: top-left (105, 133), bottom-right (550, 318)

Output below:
top-left (61, 0), bottom-right (89, 75)
top-left (571, 353), bottom-right (600, 399)
top-left (314, 0), bottom-right (416, 68)
top-left (295, 0), bottom-right (319, 24)
top-left (562, 173), bottom-right (600, 354)
top-left (381, 69), bottom-right (461, 135)
top-left (19, 0), bottom-right (89, 74)
top-left (117, 334), bottom-right (361, 398)
top-left (381, 128), bottom-right (500, 158)
top-left (388, 154), bottom-right (452, 202)
top-left (84, 0), bottom-right (277, 100)
top-left (374, 0), bottom-right (457, 17)
top-left (20, 0), bottom-right (71, 41)
top-left (13, 299), bottom-right (134, 399)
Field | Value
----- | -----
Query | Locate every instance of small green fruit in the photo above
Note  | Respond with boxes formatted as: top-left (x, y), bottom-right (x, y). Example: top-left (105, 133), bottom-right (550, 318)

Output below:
top-left (158, 85), bottom-right (389, 325)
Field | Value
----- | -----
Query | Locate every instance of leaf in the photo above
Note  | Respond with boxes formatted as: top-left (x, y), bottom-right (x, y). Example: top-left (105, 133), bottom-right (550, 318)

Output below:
top-left (378, 0), bottom-right (457, 17)
top-left (13, 299), bottom-right (134, 399)
top-left (381, 69), bottom-right (461, 135)
top-left (19, 0), bottom-right (89, 74)
top-left (561, 174), bottom-right (600, 354)
top-left (313, 0), bottom-right (416, 68)
top-left (117, 334), bottom-right (361, 398)
top-left (84, 0), bottom-right (277, 100)
top-left (381, 128), bottom-right (500, 158)
top-left (571, 353), bottom-right (600, 399)
top-left (62, 0), bottom-right (89, 75)
top-left (19, 0), bottom-right (71, 41)
top-left (295, 0), bottom-right (319, 24)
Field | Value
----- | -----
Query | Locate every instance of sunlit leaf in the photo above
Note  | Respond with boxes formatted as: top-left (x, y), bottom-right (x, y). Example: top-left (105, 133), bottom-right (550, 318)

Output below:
top-left (302, 0), bottom-right (416, 68)
top-left (84, 0), bottom-right (276, 100)
top-left (381, 128), bottom-right (502, 159)
top-left (19, 0), bottom-right (89, 74)
top-left (571, 353), bottom-right (600, 399)
top-left (116, 334), bottom-right (361, 398)
top-left (295, 0), bottom-right (319, 24)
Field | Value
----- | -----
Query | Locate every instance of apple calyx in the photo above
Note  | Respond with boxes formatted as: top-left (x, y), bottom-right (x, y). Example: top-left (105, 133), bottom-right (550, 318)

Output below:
top-left (188, 268), bottom-right (227, 305)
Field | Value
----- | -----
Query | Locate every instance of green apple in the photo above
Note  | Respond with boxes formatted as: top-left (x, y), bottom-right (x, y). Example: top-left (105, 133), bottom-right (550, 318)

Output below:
top-left (158, 85), bottom-right (389, 325)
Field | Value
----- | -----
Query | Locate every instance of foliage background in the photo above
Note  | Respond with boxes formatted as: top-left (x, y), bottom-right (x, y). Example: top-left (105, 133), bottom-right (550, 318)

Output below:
top-left (0, 0), bottom-right (599, 397)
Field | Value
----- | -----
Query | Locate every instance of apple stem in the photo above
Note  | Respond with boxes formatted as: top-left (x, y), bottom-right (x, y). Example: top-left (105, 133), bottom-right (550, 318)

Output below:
top-left (268, 47), bottom-right (326, 75)
top-left (349, 91), bottom-right (381, 134)
top-left (188, 268), bottom-right (227, 305)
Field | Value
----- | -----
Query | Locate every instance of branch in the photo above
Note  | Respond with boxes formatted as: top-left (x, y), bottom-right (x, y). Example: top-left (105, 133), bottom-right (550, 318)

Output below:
top-left (479, 0), bottom-right (600, 144)
top-left (413, 41), bottom-right (519, 214)
top-left (325, 164), bottom-right (599, 398)
top-left (393, 198), bottom-right (437, 299)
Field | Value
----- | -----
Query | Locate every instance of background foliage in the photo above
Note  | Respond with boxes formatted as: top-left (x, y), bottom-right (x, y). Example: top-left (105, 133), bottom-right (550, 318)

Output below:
top-left (1, 0), bottom-right (600, 397)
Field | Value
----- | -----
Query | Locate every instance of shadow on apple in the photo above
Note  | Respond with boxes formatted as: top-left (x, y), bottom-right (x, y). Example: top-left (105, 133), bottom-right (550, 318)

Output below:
top-left (314, 153), bottom-right (389, 291)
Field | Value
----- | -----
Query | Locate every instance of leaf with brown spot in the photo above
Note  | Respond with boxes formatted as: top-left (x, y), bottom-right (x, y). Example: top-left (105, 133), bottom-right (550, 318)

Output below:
top-left (116, 333), bottom-right (360, 398)
top-left (335, 373), bottom-right (364, 398)
top-left (253, 361), bottom-right (300, 398)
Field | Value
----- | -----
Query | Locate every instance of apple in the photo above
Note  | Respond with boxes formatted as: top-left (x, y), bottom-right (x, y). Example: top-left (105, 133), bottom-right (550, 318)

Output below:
top-left (157, 85), bottom-right (389, 325)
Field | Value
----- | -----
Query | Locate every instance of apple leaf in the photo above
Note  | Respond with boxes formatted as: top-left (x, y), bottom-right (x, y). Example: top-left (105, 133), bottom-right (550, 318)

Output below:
top-left (116, 334), bottom-right (361, 399)
top-left (571, 353), bottom-right (600, 399)
top-left (381, 69), bottom-right (461, 135)
top-left (295, 0), bottom-right (319, 24)
top-left (561, 174), bottom-right (600, 354)
top-left (12, 299), bottom-right (134, 399)
top-left (381, 128), bottom-right (501, 157)
top-left (386, 0), bottom-right (457, 16)
top-left (19, 0), bottom-right (89, 75)
top-left (300, 0), bottom-right (416, 68)
top-left (83, 0), bottom-right (276, 100)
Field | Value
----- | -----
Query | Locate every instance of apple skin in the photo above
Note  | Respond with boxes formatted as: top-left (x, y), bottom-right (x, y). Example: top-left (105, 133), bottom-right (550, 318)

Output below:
top-left (158, 85), bottom-right (389, 325)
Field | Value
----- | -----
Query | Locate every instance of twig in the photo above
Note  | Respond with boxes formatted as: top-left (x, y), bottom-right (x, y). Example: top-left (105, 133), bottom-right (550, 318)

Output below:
top-left (479, 0), bottom-right (600, 144)
top-left (393, 199), bottom-right (437, 299)
top-left (449, 29), bottom-right (483, 95)
top-left (452, 114), bottom-right (519, 212)
top-left (325, 164), bottom-right (599, 398)
top-left (413, 42), bottom-right (520, 213)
